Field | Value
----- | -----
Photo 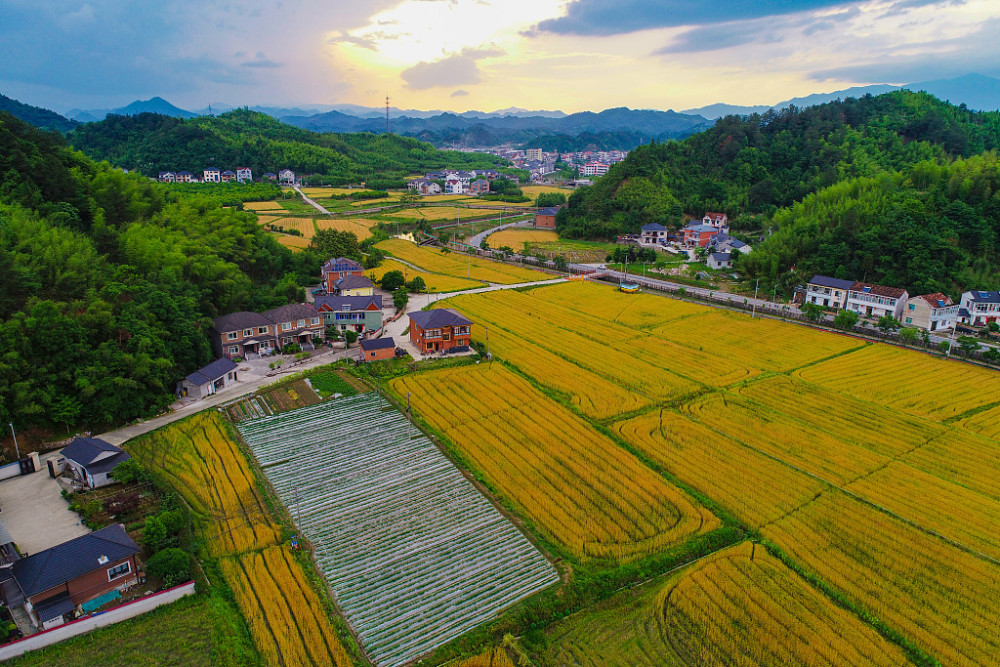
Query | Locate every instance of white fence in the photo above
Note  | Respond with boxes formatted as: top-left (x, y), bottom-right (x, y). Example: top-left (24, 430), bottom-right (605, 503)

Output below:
top-left (0, 582), bottom-right (196, 661)
top-left (0, 463), bottom-right (20, 483)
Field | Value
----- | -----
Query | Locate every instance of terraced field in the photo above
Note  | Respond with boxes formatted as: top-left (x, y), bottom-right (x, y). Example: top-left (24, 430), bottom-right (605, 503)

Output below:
top-left (238, 394), bottom-right (558, 667)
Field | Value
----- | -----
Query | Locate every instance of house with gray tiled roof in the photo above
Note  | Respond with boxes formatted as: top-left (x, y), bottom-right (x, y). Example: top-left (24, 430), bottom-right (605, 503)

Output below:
top-left (60, 438), bottom-right (130, 489)
top-left (176, 357), bottom-right (239, 399)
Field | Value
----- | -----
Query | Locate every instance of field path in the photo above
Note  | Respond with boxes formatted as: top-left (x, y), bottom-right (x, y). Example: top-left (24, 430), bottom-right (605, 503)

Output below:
top-left (293, 185), bottom-right (331, 215)
top-left (467, 218), bottom-right (531, 248)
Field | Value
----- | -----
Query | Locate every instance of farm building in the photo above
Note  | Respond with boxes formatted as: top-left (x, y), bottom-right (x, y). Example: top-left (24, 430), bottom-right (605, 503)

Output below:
top-left (177, 357), bottom-right (239, 399)
top-left (707, 252), bottom-right (732, 270)
top-left (212, 311), bottom-right (277, 359)
top-left (409, 309), bottom-right (473, 354)
top-left (535, 207), bottom-right (560, 229)
top-left (2, 524), bottom-right (140, 630)
top-left (60, 438), bottom-right (131, 489)
top-left (359, 337), bottom-right (396, 362)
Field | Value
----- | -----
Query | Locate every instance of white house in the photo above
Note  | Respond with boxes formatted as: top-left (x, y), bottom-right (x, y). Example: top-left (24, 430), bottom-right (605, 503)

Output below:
top-left (203, 168), bottom-right (221, 183)
top-left (712, 234), bottom-right (751, 254)
top-left (157, 171), bottom-right (175, 183)
top-left (640, 223), bottom-right (668, 245)
top-left (580, 162), bottom-right (609, 176)
top-left (177, 357), bottom-right (239, 399)
top-left (279, 169), bottom-right (295, 185)
top-left (444, 178), bottom-right (467, 194)
top-left (707, 252), bottom-right (733, 270)
top-left (702, 212), bottom-right (730, 234)
top-left (958, 290), bottom-right (1000, 327)
top-left (235, 166), bottom-right (252, 183)
top-left (805, 275), bottom-right (854, 310)
top-left (175, 171), bottom-right (193, 183)
top-left (903, 293), bottom-right (958, 332)
top-left (846, 282), bottom-right (908, 320)
top-left (408, 179), bottom-right (442, 195)
top-left (60, 438), bottom-right (131, 489)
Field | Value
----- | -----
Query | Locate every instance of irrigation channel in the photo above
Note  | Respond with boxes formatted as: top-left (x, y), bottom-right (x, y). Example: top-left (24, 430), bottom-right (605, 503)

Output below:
top-left (236, 394), bottom-right (558, 667)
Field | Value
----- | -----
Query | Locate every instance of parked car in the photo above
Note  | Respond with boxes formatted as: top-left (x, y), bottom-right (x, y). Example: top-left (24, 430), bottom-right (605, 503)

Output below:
top-left (312, 288), bottom-right (326, 296)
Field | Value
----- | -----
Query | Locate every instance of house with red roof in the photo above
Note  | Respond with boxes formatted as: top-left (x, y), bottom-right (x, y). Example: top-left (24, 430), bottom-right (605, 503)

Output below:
top-left (903, 293), bottom-right (958, 331)
top-left (846, 282), bottom-right (909, 320)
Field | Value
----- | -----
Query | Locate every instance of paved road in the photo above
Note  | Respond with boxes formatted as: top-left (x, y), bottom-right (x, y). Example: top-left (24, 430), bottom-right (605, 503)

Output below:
top-left (293, 185), bottom-right (331, 215)
top-left (98, 348), bottom-right (350, 446)
top-left (467, 219), bottom-right (531, 249)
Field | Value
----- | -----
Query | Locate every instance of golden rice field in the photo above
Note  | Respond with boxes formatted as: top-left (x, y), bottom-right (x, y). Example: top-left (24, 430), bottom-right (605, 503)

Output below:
top-left (243, 200), bottom-right (287, 212)
top-left (956, 403), bottom-right (1000, 440)
top-left (315, 217), bottom-right (376, 241)
top-left (271, 233), bottom-right (312, 251)
top-left (126, 413), bottom-right (352, 666)
top-left (454, 648), bottom-right (516, 667)
top-left (384, 206), bottom-right (501, 221)
top-left (221, 546), bottom-right (352, 667)
top-left (529, 280), bottom-right (709, 328)
top-left (764, 493), bottom-right (1000, 665)
top-left (366, 258), bottom-right (485, 293)
top-left (542, 541), bottom-right (910, 667)
top-left (522, 185), bottom-right (573, 198)
top-left (486, 228), bottom-right (559, 248)
top-left (391, 364), bottom-right (718, 562)
top-left (375, 238), bottom-right (554, 284)
top-left (258, 216), bottom-right (317, 238)
top-left (797, 344), bottom-right (1000, 420)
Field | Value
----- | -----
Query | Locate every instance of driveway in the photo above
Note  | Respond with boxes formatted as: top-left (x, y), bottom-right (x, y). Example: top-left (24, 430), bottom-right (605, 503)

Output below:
top-left (0, 452), bottom-right (90, 555)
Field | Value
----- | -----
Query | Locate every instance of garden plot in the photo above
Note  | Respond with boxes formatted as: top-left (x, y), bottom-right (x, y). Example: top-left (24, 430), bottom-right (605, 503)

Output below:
top-left (236, 394), bottom-right (558, 667)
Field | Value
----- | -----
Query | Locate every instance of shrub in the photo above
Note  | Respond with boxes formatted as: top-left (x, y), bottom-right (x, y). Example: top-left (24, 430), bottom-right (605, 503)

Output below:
top-left (381, 270), bottom-right (406, 292)
top-left (282, 343), bottom-right (301, 354)
top-left (146, 548), bottom-right (192, 588)
top-left (111, 459), bottom-right (150, 485)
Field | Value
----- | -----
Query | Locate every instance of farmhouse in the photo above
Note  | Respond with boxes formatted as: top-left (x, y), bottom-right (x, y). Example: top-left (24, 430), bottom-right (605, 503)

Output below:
top-left (322, 257), bottom-right (364, 292)
top-left (407, 179), bottom-right (442, 196)
top-left (235, 167), bottom-right (252, 183)
top-left (177, 357), bottom-right (239, 399)
top-left (702, 212), bottom-right (729, 230)
top-left (470, 179), bottom-right (490, 196)
top-left (278, 169), bottom-right (295, 185)
top-left (640, 223), bottom-right (668, 245)
top-left (805, 275), bottom-right (854, 309)
top-left (707, 252), bottom-right (733, 270)
top-left (903, 293), bottom-right (958, 332)
top-left (174, 171), bottom-right (193, 183)
top-left (359, 337), bottom-right (396, 362)
top-left (409, 309), bottom-right (472, 354)
top-left (711, 234), bottom-right (751, 254)
top-left (847, 282), bottom-right (909, 320)
top-left (203, 168), bottom-right (220, 183)
top-left (3, 524), bottom-right (140, 630)
top-left (682, 223), bottom-right (717, 247)
top-left (315, 295), bottom-right (384, 333)
top-left (535, 207), bottom-right (559, 229)
top-left (60, 438), bottom-right (130, 490)
top-left (958, 290), bottom-right (1000, 326)
top-left (261, 304), bottom-right (325, 349)
top-left (212, 311), bottom-right (276, 358)
top-left (263, 172), bottom-right (277, 181)
top-left (157, 171), bottom-right (175, 183)
top-left (221, 170), bottom-right (236, 182)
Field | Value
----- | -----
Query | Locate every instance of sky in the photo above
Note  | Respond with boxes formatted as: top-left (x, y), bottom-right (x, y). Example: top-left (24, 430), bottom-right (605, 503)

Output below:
top-left (1, 0), bottom-right (998, 114)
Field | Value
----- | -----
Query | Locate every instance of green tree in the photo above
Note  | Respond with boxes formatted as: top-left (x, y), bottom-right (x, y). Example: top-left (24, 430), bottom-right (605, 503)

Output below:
top-left (958, 336), bottom-right (981, 356)
top-left (899, 327), bottom-right (920, 343)
top-left (309, 229), bottom-right (361, 261)
top-left (833, 309), bottom-right (860, 330)
top-left (393, 289), bottom-right (409, 311)
top-left (536, 192), bottom-right (567, 207)
top-left (344, 329), bottom-right (359, 346)
top-left (111, 459), bottom-right (151, 485)
top-left (877, 315), bottom-right (902, 334)
top-left (380, 270), bottom-right (406, 292)
top-left (407, 276), bottom-right (426, 293)
top-left (800, 303), bottom-right (825, 321)
top-left (145, 548), bottom-right (192, 587)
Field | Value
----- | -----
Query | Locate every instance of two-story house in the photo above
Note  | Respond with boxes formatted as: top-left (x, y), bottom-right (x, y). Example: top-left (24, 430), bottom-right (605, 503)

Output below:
top-left (211, 311), bottom-right (277, 358)
top-left (314, 295), bottom-right (384, 333)
top-left (682, 223), bottom-right (718, 247)
top-left (203, 168), bottom-right (221, 183)
top-left (261, 304), bottom-right (325, 349)
top-left (334, 275), bottom-right (375, 297)
top-left (847, 282), bottom-right (909, 320)
top-left (470, 178), bottom-right (490, 196)
top-left (805, 275), bottom-right (854, 309)
top-left (409, 309), bottom-right (473, 354)
top-left (958, 290), bottom-right (1000, 327)
top-left (702, 212), bottom-right (729, 231)
top-left (235, 167), bottom-right (252, 183)
top-left (903, 293), bottom-right (958, 332)
top-left (3, 525), bottom-right (141, 630)
top-left (535, 207), bottom-right (559, 229)
top-left (221, 170), bottom-right (236, 182)
top-left (322, 257), bottom-right (364, 292)
top-left (407, 179), bottom-right (442, 196)
top-left (640, 223), bottom-right (668, 245)
top-left (278, 169), bottom-right (295, 185)
top-left (157, 171), bottom-right (175, 183)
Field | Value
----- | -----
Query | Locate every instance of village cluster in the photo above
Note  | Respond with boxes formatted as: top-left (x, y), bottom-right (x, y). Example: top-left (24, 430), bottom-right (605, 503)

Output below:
top-left (156, 167), bottom-right (297, 184)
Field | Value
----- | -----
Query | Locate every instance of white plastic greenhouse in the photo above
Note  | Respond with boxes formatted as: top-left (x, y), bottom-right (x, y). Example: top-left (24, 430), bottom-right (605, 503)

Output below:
top-left (237, 394), bottom-right (558, 667)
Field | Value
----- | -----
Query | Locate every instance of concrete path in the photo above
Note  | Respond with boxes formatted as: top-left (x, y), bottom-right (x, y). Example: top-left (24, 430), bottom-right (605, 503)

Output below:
top-left (293, 185), bottom-right (331, 215)
top-left (98, 348), bottom-right (351, 446)
top-left (467, 219), bottom-right (531, 249)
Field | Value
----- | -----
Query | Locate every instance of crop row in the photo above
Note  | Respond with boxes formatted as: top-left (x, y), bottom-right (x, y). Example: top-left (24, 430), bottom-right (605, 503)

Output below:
top-left (238, 394), bottom-right (558, 667)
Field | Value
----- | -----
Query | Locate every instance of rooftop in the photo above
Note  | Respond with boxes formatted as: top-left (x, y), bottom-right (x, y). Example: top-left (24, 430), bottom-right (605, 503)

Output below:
top-left (850, 282), bottom-right (907, 299)
top-left (360, 337), bottom-right (396, 351)
top-left (184, 357), bottom-right (238, 387)
top-left (916, 293), bottom-right (954, 309)
top-left (261, 303), bottom-right (319, 324)
top-left (409, 308), bottom-right (473, 329)
top-left (213, 311), bottom-right (273, 333)
top-left (61, 438), bottom-right (130, 475)
top-left (336, 275), bottom-right (375, 290)
top-left (808, 275), bottom-right (855, 290)
top-left (965, 290), bottom-right (1000, 304)
top-left (12, 524), bottom-right (140, 599)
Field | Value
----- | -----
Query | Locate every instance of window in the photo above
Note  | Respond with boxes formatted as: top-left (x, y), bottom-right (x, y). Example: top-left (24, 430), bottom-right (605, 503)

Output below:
top-left (297, 319), bottom-right (306, 327)
top-left (908, 304), bottom-right (915, 311)
top-left (228, 346), bottom-right (239, 354)
top-left (283, 323), bottom-right (291, 331)
top-left (905, 317), bottom-right (912, 324)
top-left (243, 329), bottom-right (252, 337)
top-left (108, 561), bottom-right (131, 581)
top-left (227, 332), bottom-right (238, 341)
top-left (310, 317), bottom-right (319, 325)
top-left (258, 326), bottom-right (268, 334)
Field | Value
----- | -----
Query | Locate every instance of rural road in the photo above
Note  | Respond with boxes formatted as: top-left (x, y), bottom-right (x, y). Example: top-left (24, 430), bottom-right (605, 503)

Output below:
top-left (294, 185), bottom-right (332, 215)
top-left (467, 219), bottom-right (531, 248)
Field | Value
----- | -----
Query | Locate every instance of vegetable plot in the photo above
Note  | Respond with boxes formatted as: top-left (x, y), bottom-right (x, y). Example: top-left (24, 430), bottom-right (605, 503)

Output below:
top-left (237, 395), bottom-right (558, 667)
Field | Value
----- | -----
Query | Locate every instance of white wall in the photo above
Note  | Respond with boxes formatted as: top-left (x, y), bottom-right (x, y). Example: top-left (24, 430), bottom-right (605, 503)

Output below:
top-left (0, 582), bottom-right (196, 661)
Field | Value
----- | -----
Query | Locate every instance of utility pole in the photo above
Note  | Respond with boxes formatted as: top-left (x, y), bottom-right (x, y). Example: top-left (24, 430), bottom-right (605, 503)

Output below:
top-left (8, 423), bottom-right (19, 460)
top-left (752, 278), bottom-right (760, 318)
top-left (946, 324), bottom-right (958, 358)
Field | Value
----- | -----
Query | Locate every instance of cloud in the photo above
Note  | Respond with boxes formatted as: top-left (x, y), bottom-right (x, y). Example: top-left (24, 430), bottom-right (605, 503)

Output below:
top-left (655, 22), bottom-right (784, 54)
top-left (810, 17), bottom-right (1000, 83)
top-left (401, 47), bottom-right (503, 90)
top-left (533, 0), bottom-right (856, 36)
top-left (450, 89), bottom-right (469, 97)
top-left (242, 59), bottom-right (284, 68)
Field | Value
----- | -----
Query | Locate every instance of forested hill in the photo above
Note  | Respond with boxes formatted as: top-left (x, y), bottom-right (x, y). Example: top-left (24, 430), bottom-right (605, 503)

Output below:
top-left (0, 93), bottom-right (78, 132)
top-left (558, 91), bottom-right (1000, 295)
top-left (0, 111), bottom-right (321, 431)
top-left (69, 110), bottom-right (507, 188)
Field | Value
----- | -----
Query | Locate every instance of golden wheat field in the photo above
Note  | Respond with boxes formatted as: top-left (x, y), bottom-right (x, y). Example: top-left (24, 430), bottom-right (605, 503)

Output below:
top-left (376, 238), bottom-right (554, 284)
top-left (315, 217), bottom-right (375, 241)
top-left (391, 364), bottom-right (717, 562)
top-left (366, 258), bottom-right (485, 292)
top-left (258, 216), bottom-right (317, 238)
top-left (384, 206), bottom-right (501, 221)
top-left (486, 228), bottom-right (559, 248)
top-left (243, 200), bottom-right (287, 212)
top-left (126, 413), bottom-right (352, 666)
top-left (271, 233), bottom-right (311, 250)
